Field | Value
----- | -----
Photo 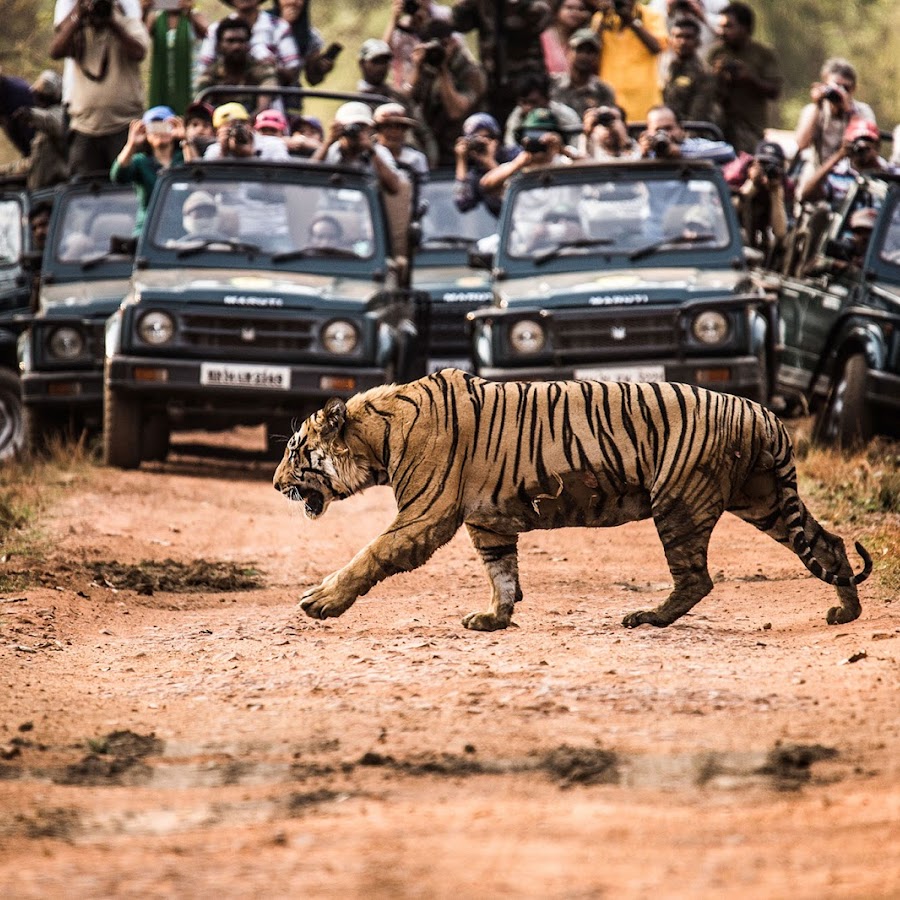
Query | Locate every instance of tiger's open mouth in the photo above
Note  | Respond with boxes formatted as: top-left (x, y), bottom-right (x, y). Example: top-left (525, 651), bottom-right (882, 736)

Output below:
top-left (300, 490), bottom-right (325, 518)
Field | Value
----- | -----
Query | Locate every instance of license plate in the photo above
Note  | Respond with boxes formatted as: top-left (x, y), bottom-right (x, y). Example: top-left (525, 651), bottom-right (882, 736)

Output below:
top-left (574, 364), bottom-right (666, 383)
top-left (427, 357), bottom-right (471, 373)
top-left (199, 362), bottom-right (291, 390)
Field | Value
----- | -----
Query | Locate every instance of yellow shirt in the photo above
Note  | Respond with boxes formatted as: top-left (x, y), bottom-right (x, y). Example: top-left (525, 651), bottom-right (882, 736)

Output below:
top-left (592, 6), bottom-right (668, 121)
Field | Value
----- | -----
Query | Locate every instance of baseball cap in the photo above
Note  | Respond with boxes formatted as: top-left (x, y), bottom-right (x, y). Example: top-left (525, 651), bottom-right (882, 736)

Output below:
top-left (462, 112), bottom-right (500, 138)
top-left (292, 114), bottom-right (324, 136)
top-left (334, 101), bottom-right (374, 127)
top-left (844, 118), bottom-right (880, 143)
top-left (185, 101), bottom-right (214, 123)
top-left (182, 191), bottom-right (216, 216)
top-left (519, 108), bottom-right (562, 134)
top-left (569, 28), bottom-right (600, 49)
top-left (754, 139), bottom-right (785, 163)
top-left (373, 102), bottom-right (417, 128)
top-left (849, 207), bottom-right (878, 231)
top-left (254, 109), bottom-right (288, 134)
top-left (143, 105), bottom-right (176, 125)
top-left (359, 38), bottom-right (392, 61)
top-left (212, 102), bottom-right (250, 129)
top-left (31, 70), bottom-right (62, 103)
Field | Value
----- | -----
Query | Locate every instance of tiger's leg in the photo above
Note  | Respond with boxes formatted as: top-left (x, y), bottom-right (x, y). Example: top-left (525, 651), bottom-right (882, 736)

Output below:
top-left (729, 495), bottom-right (861, 625)
top-left (300, 512), bottom-right (461, 620)
top-left (462, 525), bottom-right (522, 632)
top-left (622, 500), bottom-right (718, 628)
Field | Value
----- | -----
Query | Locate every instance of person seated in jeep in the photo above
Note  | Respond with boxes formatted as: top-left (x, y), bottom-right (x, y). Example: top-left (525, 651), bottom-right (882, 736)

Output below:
top-left (166, 190), bottom-right (223, 245)
top-left (307, 213), bottom-right (346, 249)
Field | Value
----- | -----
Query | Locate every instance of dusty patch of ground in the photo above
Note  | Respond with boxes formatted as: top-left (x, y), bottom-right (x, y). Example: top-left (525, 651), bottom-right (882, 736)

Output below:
top-left (1, 427), bottom-right (899, 898)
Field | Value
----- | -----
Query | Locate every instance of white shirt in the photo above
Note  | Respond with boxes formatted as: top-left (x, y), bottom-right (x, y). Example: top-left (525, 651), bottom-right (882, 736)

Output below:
top-left (203, 133), bottom-right (291, 161)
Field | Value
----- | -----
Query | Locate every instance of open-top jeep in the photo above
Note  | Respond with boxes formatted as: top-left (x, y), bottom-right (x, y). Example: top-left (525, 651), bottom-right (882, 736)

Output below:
top-left (17, 178), bottom-right (138, 452)
top-left (103, 159), bottom-right (418, 468)
top-left (766, 172), bottom-right (900, 446)
top-left (468, 160), bottom-right (775, 402)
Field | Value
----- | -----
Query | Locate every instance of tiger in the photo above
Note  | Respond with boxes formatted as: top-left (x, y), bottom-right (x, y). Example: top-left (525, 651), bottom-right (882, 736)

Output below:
top-left (273, 368), bottom-right (871, 632)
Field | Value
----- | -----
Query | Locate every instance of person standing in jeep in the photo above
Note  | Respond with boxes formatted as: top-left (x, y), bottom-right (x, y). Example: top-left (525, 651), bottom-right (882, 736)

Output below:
top-left (49, 0), bottom-right (149, 177)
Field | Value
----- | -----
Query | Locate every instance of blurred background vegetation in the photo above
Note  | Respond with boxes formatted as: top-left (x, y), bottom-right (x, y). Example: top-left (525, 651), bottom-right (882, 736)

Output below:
top-left (2, 0), bottom-right (898, 164)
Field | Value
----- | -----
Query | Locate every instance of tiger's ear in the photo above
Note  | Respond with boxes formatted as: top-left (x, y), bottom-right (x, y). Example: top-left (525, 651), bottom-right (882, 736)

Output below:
top-left (318, 397), bottom-right (347, 446)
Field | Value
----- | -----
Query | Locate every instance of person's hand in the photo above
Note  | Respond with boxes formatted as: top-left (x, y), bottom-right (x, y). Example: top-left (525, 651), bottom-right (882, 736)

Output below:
top-left (177, 0), bottom-right (193, 12)
top-left (454, 136), bottom-right (469, 161)
top-left (326, 119), bottom-right (344, 145)
top-left (10, 105), bottom-right (33, 125)
top-left (637, 130), bottom-right (654, 157)
top-left (168, 115), bottom-right (185, 141)
top-left (390, 0), bottom-right (403, 22)
top-left (126, 118), bottom-right (147, 148)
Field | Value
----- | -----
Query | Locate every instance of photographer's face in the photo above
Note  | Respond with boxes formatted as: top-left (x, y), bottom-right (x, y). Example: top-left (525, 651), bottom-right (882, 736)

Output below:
top-left (568, 42), bottom-right (599, 75)
top-left (220, 29), bottom-right (250, 63)
top-left (557, 0), bottom-right (590, 29)
top-left (590, 107), bottom-right (626, 148)
top-left (519, 89), bottom-right (550, 117)
top-left (670, 25), bottom-right (699, 59)
top-left (849, 138), bottom-right (878, 167)
top-left (183, 204), bottom-right (219, 236)
top-left (646, 108), bottom-right (683, 142)
top-left (361, 55), bottom-right (392, 86)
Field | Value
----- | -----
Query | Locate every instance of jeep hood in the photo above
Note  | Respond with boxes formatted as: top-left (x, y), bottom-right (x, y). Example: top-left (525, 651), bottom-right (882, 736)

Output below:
top-left (412, 265), bottom-right (491, 302)
top-left (38, 277), bottom-right (132, 315)
top-left (132, 266), bottom-right (380, 310)
top-left (497, 267), bottom-right (749, 309)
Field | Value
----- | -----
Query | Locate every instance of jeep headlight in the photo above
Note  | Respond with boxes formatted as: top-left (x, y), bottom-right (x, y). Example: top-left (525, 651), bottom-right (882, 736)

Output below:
top-left (509, 319), bottom-right (546, 354)
top-left (47, 326), bottom-right (85, 361)
top-left (691, 311), bottom-right (730, 345)
top-left (138, 310), bottom-right (175, 345)
top-left (322, 319), bottom-right (359, 355)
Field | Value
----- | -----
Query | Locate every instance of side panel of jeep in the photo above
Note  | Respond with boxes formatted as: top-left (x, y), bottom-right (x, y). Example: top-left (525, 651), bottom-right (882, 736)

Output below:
top-left (103, 161), bottom-right (415, 468)
top-left (469, 161), bottom-right (773, 402)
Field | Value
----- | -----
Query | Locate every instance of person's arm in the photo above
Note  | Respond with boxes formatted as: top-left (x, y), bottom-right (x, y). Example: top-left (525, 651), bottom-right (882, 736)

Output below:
top-left (617, 6), bottom-right (663, 55)
top-left (798, 146), bottom-right (845, 204)
top-left (110, 10), bottom-right (149, 61)
top-left (435, 55), bottom-right (481, 122)
top-left (479, 150), bottom-right (531, 192)
top-left (370, 143), bottom-right (402, 195)
top-left (111, 118), bottom-right (146, 180)
top-left (179, 0), bottom-right (207, 39)
top-left (49, 0), bottom-right (85, 59)
top-left (383, 0), bottom-right (403, 43)
top-left (769, 182), bottom-right (787, 240)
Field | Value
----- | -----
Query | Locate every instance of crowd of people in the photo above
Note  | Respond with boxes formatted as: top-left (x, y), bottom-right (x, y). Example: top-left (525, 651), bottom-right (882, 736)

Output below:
top-left (2, 0), bottom-right (899, 256)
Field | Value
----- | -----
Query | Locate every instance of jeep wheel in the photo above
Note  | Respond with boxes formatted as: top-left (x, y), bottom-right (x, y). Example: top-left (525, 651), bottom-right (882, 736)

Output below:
top-left (103, 378), bottom-right (142, 469)
top-left (0, 369), bottom-right (25, 462)
top-left (142, 413), bottom-right (170, 463)
top-left (814, 353), bottom-right (871, 449)
top-left (23, 405), bottom-right (68, 458)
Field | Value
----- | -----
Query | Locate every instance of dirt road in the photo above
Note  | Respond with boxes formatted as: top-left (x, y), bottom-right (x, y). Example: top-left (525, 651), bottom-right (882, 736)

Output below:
top-left (1, 428), bottom-right (898, 898)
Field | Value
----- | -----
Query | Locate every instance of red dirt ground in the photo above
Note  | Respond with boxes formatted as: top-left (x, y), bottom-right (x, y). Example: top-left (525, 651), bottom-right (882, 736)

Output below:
top-left (1, 428), bottom-right (898, 898)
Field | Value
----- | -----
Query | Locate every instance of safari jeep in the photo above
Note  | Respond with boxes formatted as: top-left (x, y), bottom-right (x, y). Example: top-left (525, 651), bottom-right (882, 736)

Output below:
top-left (468, 160), bottom-right (775, 402)
top-left (17, 178), bottom-right (138, 453)
top-left (0, 180), bottom-right (33, 461)
top-left (412, 168), bottom-right (497, 373)
top-left (103, 159), bottom-right (418, 468)
top-left (767, 172), bottom-right (900, 446)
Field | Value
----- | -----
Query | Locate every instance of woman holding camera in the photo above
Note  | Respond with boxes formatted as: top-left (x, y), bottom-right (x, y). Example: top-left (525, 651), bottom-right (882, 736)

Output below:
top-left (111, 106), bottom-right (186, 234)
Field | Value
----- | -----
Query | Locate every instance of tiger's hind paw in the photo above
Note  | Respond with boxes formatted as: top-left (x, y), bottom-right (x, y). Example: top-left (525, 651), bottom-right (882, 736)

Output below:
top-left (826, 604), bottom-right (861, 625)
top-left (622, 609), bottom-right (672, 628)
top-left (462, 610), bottom-right (513, 631)
top-left (299, 579), bottom-right (356, 620)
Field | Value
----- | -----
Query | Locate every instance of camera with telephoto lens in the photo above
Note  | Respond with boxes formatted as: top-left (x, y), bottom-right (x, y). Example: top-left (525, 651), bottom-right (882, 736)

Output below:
top-left (521, 134), bottom-right (547, 153)
top-left (227, 120), bottom-right (253, 146)
top-left (613, 0), bottom-right (631, 13)
top-left (595, 110), bottom-right (617, 127)
top-left (342, 122), bottom-right (364, 140)
top-left (757, 156), bottom-right (782, 179)
top-left (403, 0), bottom-right (419, 14)
top-left (849, 138), bottom-right (872, 156)
top-left (822, 85), bottom-right (845, 104)
top-left (651, 132), bottom-right (672, 155)
top-left (422, 40), bottom-right (446, 67)
top-left (467, 135), bottom-right (489, 154)
top-left (87, 0), bottom-right (113, 19)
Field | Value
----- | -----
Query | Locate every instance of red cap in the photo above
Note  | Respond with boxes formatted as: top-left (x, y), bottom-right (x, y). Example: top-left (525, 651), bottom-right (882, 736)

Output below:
top-left (844, 118), bottom-right (880, 144)
top-left (254, 109), bottom-right (288, 135)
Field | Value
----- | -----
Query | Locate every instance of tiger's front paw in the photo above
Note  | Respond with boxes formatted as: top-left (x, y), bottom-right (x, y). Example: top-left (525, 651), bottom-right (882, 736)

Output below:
top-left (826, 604), bottom-right (861, 625)
top-left (462, 610), bottom-right (512, 632)
top-left (300, 577), bottom-right (357, 620)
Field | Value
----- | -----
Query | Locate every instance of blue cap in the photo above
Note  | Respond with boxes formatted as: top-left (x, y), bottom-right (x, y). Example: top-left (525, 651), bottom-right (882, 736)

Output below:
top-left (463, 113), bottom-right (501, 138)
top-left (142, 105), bottom-right (176, 124)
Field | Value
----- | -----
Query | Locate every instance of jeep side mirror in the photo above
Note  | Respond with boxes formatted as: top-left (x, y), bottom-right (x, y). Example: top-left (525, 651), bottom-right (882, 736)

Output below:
top-left (109, 235), bottom-right (137, 257)
top-left (468, 248), bottom-right (493, 270)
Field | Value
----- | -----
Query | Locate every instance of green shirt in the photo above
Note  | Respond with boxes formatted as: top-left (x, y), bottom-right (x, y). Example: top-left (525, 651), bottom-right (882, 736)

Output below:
top-left (110, 148), bottom-right (184, 235)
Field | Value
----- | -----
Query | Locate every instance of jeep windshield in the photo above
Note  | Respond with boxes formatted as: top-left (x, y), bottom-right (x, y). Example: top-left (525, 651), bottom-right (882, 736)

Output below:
top-left (147, 173), bottom-right (378, 269)
top-left (418, 175), bottom-right (497, 253)
top-left (876, 197), bottom-right (900, 280)
top-left (52, 190), bottom-right (138, 267)
top-left (0, 197), bottom-right (23, 265)
top-left (502, 172), bottom-right (733, 266)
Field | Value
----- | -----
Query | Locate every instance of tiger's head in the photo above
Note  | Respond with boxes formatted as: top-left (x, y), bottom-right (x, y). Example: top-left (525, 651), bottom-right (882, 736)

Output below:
top-left (273, 397), bottom-right (381, 519)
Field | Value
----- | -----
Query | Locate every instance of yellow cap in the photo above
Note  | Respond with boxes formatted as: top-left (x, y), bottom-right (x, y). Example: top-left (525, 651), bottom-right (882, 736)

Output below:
top-left (212, 102), bottom-right (251, 129)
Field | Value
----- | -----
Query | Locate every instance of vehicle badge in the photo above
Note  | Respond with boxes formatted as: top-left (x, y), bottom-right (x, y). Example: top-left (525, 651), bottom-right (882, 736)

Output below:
top-left (241, 327), bottom-right (256, 343)
top-left (611, 325), bottom-right (627, 341)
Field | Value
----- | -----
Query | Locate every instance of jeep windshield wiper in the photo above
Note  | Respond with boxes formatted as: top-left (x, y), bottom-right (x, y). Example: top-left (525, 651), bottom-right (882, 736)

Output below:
top-left (419, 234), bottom-right (476, 249)
top-left (533, 237), bottom-right (614, 266)
top-left (271, 245), bottom-right (359, 262)
top-left (175, 238), bottom-right (262, 258)
top-left (629, 233), bottom-right (716, 262)
top-left (80, 253), bottom-right (117, 271)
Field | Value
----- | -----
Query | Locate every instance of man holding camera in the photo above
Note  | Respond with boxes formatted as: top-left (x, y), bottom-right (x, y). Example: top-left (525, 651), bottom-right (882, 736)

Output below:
top-left (798, 118), bottom-right (894, 208)
top-left (731, 139), bottom-right (789, 256)
top-left (706, 2), bottom-right (780, 155)
top-left (638, 104), bottom-right (734, 163)
top-left (49, 0), bottom-right (149, 177)
top-left (202, 102), bottom-right (289, 160)
top-left (591, 0), bottom-right (668, 121)
top-left (407, 19), bottom-right (485, 167)
top-left (549, 29), bottom-right (616, 122)
top-left (794, 58), bottom-right (875, 170)
top-left (453, 112), bottom-right (519, 217)
top-left (583, 104), bottom-right (640, 160)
